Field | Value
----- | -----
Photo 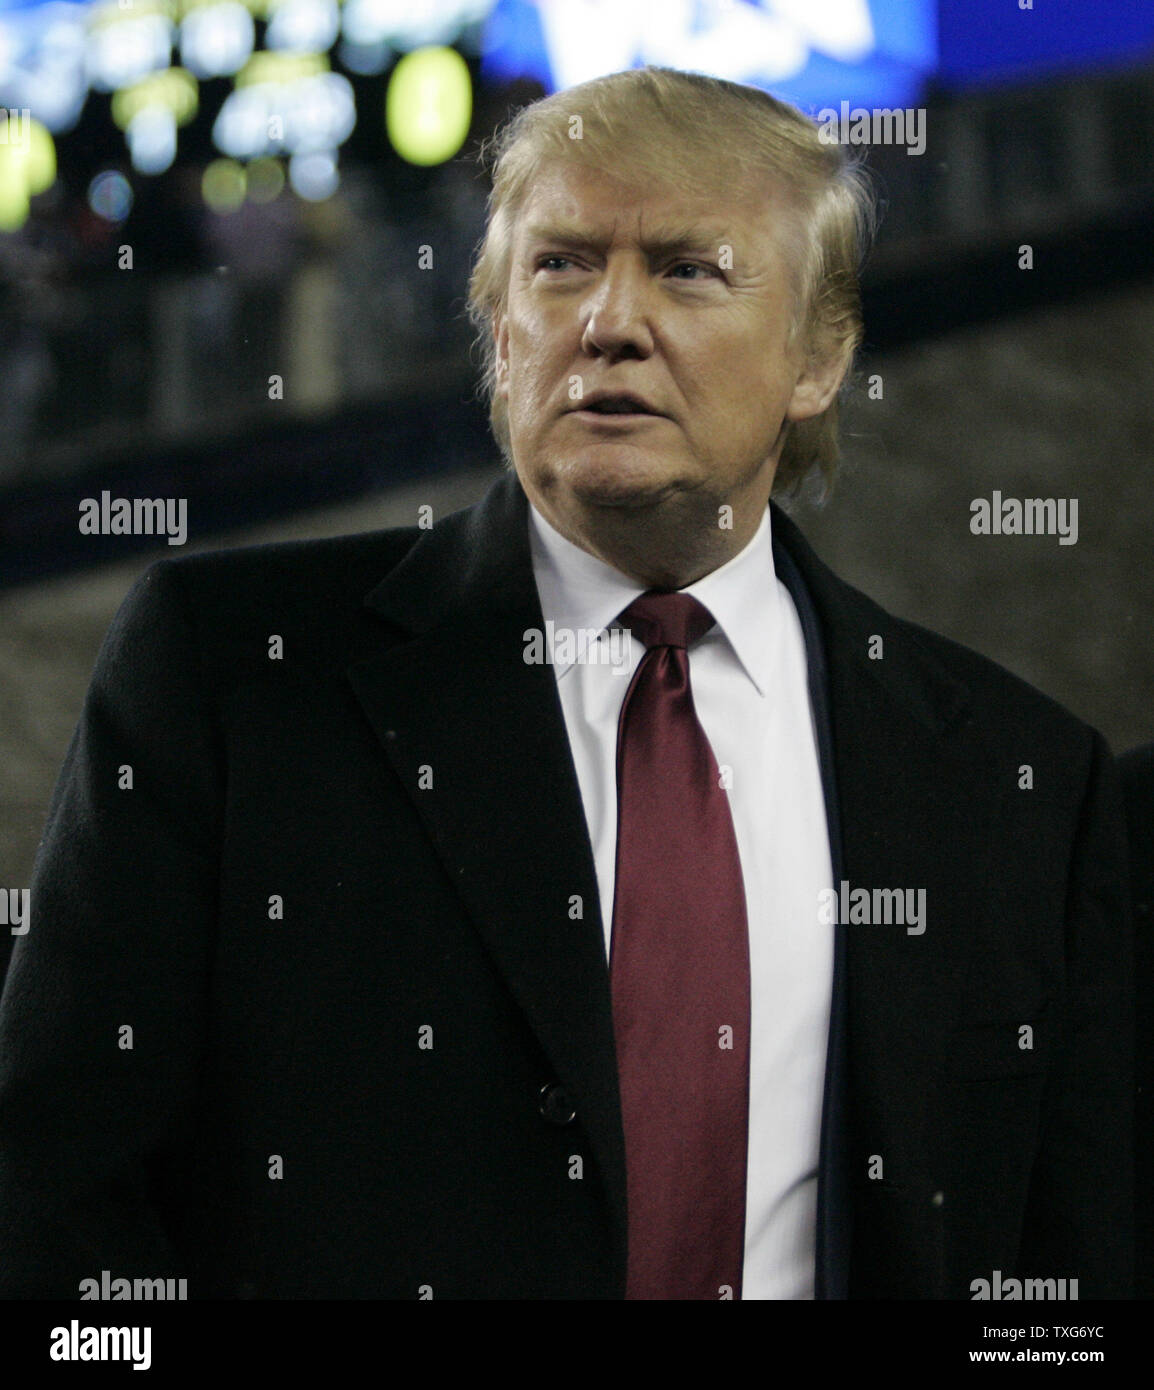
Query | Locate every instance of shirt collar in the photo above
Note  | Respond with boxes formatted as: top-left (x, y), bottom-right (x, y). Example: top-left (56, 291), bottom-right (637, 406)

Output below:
top-left (526, 497), bottom-right (779, 697)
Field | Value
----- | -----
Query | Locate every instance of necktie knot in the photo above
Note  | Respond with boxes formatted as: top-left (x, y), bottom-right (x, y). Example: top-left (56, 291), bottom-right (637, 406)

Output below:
top-left (616, 590), bottom-right (716, 652)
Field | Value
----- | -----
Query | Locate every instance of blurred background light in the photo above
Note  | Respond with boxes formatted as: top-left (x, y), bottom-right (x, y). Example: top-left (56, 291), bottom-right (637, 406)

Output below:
top-left (180, 2), bottom-right (256, 80)
top-left (266, 0), bottom-right (341, 55)
top-left (0, 7), bottom-right (90, 133)
top-left (288, 146), bottom-right (338, 200)
top-left (202, 154), bottom-right (246, 212)
top-left (215, 60), bottom-right (355, 158)
top-left (87, 9), bottom-right (174, 94)
top-left (87, 167), bottom-right (134, 221)
top-left (246, 153), bottom-right (284, 202)
top-left (0, 117), bottom-right (56, 231)
top-left (342, 0), bottom-right (491, 50)
top-left (233, 47), bottom-right (327, 85)
top-left (126, 103), bottom-right (177, 174)
top-left (283, 70), bottom-right (355, 152)
top-left (211, 82), bottom-right (268, 156)
top-left (111, 67), bottom-right (198, 131)
top-left (385, 45), bottom-right (472, 167)
top-left (337, 37), bottom-right (391, 77)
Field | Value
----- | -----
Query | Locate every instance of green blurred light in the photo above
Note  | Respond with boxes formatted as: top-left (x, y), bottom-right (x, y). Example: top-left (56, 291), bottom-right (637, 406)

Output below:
top-left (202, 158), bottom-right (246, 213)
top-left (237, 50), bottom-right (327, 88)
top-left (0, 120), bottom-right (56, 231)
top-left (24, 120), bottom-right (56, 195)
top-left (112, 68), bottom-right (198, 131)
top-left (0, 176), bottom-right (29, 233)
top-left (247, 157), bottom-right (284, 204)
top-left (386, 46), bottom-right (472, 168)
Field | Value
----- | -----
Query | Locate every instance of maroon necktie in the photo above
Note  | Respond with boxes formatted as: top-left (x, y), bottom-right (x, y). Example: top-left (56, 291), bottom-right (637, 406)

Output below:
top-left (609, 590), bottom-right (751, 1300)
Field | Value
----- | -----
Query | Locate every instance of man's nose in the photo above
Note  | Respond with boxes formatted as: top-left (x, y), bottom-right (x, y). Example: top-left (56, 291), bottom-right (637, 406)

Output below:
top-left (581, 261), bottom-right (655, 358)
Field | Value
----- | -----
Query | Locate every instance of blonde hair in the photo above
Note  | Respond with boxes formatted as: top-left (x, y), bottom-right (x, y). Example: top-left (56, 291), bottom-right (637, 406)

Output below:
top-left (466, 66), bottom-right (877, 495)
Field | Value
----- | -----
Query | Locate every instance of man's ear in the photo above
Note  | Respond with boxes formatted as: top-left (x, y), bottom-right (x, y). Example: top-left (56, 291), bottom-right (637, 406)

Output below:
top-left (785, 345), bottom-right (848, 423)
top-left (492, 314), bottom-right (510, 401)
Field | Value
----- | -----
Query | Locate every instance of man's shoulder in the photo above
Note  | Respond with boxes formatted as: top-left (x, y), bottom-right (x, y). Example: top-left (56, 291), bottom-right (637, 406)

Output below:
top-left (893, 597), bottom-right (1108, 767)
top-left (777, 507), bottom-right (1102, 754)
top-left (114, 522), bottom-right (431, 645)
top-left (147, 523), bottom-right (425, 606)
top-left (99, 522), bottom-right (433, 678)
top-left (882, 599), bottom-right (1092, 737)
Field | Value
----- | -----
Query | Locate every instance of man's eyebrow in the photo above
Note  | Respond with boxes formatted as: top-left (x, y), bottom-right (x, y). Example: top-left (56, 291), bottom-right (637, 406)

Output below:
top-left (521, 221), bottom-right (733, 258)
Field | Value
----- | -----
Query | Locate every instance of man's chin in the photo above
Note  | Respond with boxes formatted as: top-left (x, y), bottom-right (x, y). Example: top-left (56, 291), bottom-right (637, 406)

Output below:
top-left (555, 452), bottom-right (689, 511)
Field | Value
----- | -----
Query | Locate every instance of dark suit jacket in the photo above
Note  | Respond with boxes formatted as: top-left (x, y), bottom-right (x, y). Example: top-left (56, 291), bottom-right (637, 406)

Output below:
top-left (0, 471), bottom-right (1134, 1299)
top-left (1119, 743), bottom-right (1153, 1298)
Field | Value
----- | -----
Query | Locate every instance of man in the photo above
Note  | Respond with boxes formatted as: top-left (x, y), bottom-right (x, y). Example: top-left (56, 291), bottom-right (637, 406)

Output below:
top-left (0, 67), bottom-right (1133, 1299)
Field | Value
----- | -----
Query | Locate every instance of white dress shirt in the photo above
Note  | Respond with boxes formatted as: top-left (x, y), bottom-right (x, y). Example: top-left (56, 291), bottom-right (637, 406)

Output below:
top-left (527, 499), bottom-right (834, 1299)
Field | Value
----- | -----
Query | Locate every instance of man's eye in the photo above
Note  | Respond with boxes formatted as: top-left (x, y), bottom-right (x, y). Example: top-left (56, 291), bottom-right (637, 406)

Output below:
top-left (537, 256), bottom-right (574, 272)
top-left (669, 262), bottom-right (717, 280)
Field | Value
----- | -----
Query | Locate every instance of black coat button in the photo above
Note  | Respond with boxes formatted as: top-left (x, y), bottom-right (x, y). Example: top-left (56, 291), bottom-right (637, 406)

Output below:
top-left (538, 1083), bottom-right (576, 1125)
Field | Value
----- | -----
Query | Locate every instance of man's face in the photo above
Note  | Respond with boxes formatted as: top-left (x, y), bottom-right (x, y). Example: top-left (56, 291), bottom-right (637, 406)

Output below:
top-left (492, 159), bottom-right (842, 582)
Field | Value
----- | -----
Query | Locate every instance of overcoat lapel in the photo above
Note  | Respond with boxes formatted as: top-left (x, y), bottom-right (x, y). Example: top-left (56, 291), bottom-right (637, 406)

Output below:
top-left (346, 472), bottom-right (627, 1250)
top-left (772, 503), bottom-right (983, 1296)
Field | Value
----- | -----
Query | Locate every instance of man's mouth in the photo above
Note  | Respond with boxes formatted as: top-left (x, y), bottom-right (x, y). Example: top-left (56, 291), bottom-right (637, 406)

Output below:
top-left (574, 393), bottom-right (662, 417)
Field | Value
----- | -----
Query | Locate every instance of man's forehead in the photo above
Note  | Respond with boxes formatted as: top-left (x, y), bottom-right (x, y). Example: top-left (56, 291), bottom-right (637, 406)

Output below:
top-left (512, 163), bottom-right (781, 253)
